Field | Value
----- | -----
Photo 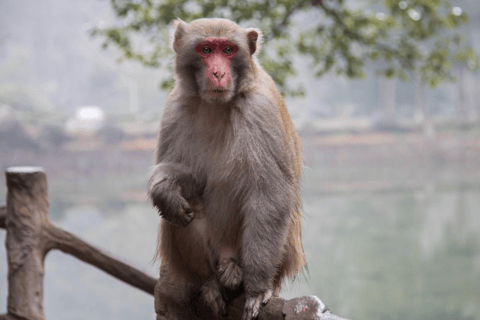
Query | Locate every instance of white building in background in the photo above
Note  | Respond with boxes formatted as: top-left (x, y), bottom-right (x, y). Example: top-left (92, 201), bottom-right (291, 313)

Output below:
top-left (65, 106), bottom-right (105, 134)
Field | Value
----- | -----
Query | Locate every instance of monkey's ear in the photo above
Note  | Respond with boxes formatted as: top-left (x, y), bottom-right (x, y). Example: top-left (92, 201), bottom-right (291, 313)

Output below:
top-left (172, 19), bottom-right (187, 53)
top-left (246, 28), bottom-right (262, 55)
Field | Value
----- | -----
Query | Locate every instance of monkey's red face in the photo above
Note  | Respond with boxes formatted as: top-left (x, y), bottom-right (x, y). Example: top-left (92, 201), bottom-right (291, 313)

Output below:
top-left (196, 37), bottom-right (238, 98)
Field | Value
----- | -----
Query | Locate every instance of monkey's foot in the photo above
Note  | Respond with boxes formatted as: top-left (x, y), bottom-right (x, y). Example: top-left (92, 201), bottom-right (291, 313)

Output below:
top-left (243, 290), bottom-right (273, 320)
top-left (201, 277), bottom-right (226, 317)
top-left (218, 258), bottom-right (243, 290)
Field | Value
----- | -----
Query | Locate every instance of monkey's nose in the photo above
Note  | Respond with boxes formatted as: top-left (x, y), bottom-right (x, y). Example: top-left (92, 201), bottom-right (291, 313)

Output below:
top-left (213, 71), bottom-right (225, 80)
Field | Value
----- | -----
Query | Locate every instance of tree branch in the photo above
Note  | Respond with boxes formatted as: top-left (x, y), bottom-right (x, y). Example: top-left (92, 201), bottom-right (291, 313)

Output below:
top-left (45, 224), bottom-right (157, 295)
top-left (268, 0), bottom-right (312, 39)
top-left (311, 0), bottom-right (412, 68)
top-left (179, 293), bottom-right (351, 320)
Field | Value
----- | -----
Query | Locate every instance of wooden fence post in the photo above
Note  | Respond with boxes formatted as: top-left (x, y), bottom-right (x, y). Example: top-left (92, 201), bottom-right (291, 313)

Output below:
top-left (0, 166), bottom-right (158, 320)
top-left (4, 167), bottom-right (48, 320)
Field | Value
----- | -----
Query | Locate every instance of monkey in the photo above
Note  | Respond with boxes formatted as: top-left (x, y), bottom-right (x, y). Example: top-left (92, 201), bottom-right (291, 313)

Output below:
top-left (148, 18), bottom-right (305, 320)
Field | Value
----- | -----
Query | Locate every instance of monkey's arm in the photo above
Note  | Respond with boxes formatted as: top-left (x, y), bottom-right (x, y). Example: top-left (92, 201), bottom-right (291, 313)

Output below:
top-left (232, 94), bottom-right (299, 320)
top-left (148, 162), bottom-right (204, 227)
top-left (149, 95), bottom-right (206, 227)
top-left (239, 132), bottom-right (296, 317)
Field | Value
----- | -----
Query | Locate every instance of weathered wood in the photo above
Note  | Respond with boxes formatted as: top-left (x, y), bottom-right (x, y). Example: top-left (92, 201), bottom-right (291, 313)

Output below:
top-left (0, 205), bottom-right (5, 229)
top-left (282, 296), bottom-right (350, 320)
top-left (5, 167), bottom-right (48, 320)
top-left (0, 314), bottom-right (25, 320)
top-left (174, 293), bottom-right (350, 320)
top-left (2, 167), bottom-right (157, 320)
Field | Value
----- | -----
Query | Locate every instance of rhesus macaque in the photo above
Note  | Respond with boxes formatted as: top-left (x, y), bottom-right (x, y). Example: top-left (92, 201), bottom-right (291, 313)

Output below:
top-left (148, 18), bottom-right (305, 320)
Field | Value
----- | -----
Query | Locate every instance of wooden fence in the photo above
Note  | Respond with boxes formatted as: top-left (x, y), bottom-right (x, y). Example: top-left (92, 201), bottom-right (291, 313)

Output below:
top-left (0, 166), bottom-right (349, 320)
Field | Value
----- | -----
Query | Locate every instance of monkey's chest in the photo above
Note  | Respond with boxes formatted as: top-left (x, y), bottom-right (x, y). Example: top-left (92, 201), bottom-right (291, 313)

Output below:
top-left (185, 118), bottom-right (233, 164)
top-left (182, 109), bottom-right (256, 188)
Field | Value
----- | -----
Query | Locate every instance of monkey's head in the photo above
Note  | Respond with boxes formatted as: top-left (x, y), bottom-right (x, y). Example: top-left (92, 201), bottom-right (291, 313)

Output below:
top-left (171, 19), bottom-right (261, 103)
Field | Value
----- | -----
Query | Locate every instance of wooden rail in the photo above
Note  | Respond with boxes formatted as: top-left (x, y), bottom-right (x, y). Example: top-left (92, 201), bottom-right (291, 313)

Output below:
top-left (0, 166), bottom-right (350, 320)
top-left (0, 205), bottom-right (5, 229)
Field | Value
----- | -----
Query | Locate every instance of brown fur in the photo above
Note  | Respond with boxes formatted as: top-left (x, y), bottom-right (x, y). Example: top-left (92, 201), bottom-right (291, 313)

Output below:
top-left (148, 18), bottom-right (305, 320)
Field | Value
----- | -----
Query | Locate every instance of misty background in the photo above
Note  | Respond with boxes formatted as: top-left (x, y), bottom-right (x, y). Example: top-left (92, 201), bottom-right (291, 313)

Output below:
top-left (1, 1), bottom-right (480, 320)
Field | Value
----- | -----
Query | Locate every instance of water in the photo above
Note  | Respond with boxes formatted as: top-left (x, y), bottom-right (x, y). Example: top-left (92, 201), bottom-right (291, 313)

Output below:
top-left (287, 187), bottom-right (480, 320)
top-left (1, 164), bottom-right (479, 320)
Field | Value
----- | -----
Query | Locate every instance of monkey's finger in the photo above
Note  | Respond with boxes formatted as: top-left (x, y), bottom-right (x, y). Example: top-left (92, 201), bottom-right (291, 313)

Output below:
top-left (244, 295), bottom-right (263, 320)
top-left (243, 296), bottom-right (256, 320)
top-left (251, 295), bottom-right (263, 319)
top-left (167, 201), bottom-right (194, 227)
top-left (262, 289), bottom-right (273, 305)
top-left (184, 206), bottom-right (195, 218)
top-left (176, 198), bottom-right (195, 226)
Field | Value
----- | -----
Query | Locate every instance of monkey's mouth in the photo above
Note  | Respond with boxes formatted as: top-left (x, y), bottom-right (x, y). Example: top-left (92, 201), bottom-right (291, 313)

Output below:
top-left (209, 88), bottom-right (228, 96)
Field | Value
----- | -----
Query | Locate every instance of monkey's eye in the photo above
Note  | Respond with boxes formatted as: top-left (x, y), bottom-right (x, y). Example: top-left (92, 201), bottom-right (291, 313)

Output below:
top-left (223, 46), bottom-right (233, 55)
top-left (202, 46), bottom-right (212, 54)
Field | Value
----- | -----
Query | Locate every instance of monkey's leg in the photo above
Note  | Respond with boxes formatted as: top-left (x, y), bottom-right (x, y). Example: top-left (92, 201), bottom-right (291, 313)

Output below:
top-left (155, 264), bottom-right (197, 320)
top-left (201, 275), bottom-right (226, 317)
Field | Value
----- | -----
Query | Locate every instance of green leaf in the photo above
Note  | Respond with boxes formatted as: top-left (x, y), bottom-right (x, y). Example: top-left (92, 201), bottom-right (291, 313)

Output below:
top-left (94, 0), bottom-right (478, 94)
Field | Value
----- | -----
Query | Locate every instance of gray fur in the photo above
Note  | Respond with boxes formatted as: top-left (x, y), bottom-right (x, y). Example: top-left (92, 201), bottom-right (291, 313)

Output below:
top-left (149, 19), bottom-right (303, 320)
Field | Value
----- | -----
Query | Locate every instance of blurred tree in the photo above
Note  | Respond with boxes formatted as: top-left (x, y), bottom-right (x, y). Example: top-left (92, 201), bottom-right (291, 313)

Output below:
top-left (0, 119), bottom-right (40, 150)
top-left (94, 0), bottom-right (479, 96)
top-left (39, 124), bottom-right (71, 149)
top-left (96, 124), bottom-right (126, 144)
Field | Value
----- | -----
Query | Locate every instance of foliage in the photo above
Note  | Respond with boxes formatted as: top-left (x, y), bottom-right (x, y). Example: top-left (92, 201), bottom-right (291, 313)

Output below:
top-left (94, 0), bottom-right (479, 95)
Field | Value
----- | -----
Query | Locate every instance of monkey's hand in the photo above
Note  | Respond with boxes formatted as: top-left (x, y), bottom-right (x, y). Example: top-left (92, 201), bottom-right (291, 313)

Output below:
top-left (148, 175), bottom-right (194, 227)
top-left (243, 289), bottom-right (273, 320)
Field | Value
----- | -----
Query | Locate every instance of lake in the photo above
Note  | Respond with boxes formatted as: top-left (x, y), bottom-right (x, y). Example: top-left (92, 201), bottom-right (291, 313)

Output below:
top-left (0, 140), bottom-right (479, 320)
